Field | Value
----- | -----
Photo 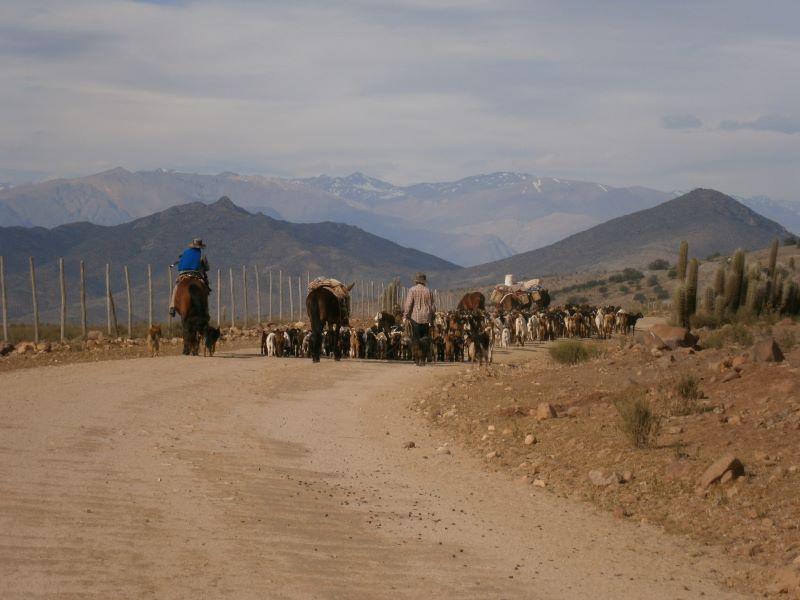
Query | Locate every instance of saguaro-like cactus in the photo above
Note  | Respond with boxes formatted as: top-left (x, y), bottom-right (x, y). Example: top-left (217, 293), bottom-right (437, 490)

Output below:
top-left (702, 287), bottom-right (716, 314)
top-left (713, 264), bottom-right (725, 296)
top-left (768, 237), bottom-right (779, 279)
top-left (672, 284), bottom-right (688, 327)
top-left (685, 258), bottom-right (699, 317)
top-left (677, 241), bottom-right (689, 282)
top-left (724, 249), bottom-right (746, 311)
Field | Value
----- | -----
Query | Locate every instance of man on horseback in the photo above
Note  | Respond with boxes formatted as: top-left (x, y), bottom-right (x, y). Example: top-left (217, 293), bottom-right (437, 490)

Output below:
top-left (403, 272), bottom-right (436, 365)
top-left (169, 238), bottom-right (210, 318)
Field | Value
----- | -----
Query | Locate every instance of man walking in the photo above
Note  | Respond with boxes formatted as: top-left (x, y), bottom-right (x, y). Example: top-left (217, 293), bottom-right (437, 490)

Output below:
top-left (403, 272), bottom-right (437, 365)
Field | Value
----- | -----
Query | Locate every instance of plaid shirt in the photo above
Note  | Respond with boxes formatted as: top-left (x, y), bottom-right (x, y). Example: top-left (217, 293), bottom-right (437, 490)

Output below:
top-left (403, 284), bottom-right (436, 324)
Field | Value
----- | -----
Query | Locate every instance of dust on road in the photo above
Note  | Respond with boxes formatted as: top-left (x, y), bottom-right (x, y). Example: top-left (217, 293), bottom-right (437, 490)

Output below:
top-left (0, 349), bottom-right (744, 599)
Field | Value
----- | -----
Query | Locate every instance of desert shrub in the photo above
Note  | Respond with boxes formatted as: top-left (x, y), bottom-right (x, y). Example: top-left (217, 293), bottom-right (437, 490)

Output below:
top-left (648, 258), bottom-right (669, 270)
top-left (549, 340), bottom-right (596, 365)
top-left (609, 268), bottom-right (644, 283)
top-left (661, 374), bottom-right (706, 417)
top-left (614, 390), bottom-right (661, 448)
top-left (647, 274), bottom-right (659, 287)
top-left (619, 285), bottom-right (630, 294)
top-left (667, 268), bottom-right (677, 279)
top-left (654, 285), bottom-right (669, 300)
top-left (676, 373), bottom-right (701, 401)
top-left (702, 323), bottom-right (754, 349)
top-left (690, 311), bottom-right (720, 329)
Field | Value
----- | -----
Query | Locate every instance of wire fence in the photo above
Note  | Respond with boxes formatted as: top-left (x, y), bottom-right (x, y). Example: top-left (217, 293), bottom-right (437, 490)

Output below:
top-left (0, 256), bottom-right (460, 343)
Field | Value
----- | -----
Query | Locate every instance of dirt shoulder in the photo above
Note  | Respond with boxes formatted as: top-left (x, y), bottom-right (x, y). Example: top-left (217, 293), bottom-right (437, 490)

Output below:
top-left (417, 324), bottom-right (800, 597)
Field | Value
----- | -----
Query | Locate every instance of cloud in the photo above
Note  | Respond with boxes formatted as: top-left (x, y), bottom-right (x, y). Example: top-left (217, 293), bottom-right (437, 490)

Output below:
top-left (0, 0), bottom-right (799, 201)
top-left (720, 114), bottom-right (800, 135)
top-left (661, 114), bottom-right (703, 129)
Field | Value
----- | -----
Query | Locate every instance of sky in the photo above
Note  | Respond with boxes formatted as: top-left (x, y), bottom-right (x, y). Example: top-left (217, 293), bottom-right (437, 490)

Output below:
top-left (1, 0), bottom-right (799, 200)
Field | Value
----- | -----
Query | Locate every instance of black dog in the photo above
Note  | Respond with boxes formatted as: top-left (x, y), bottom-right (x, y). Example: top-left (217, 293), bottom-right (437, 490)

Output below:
top-left (204, 326), bottom-right (221, 357)
top-left (411, 335), bottom-right (431, 367)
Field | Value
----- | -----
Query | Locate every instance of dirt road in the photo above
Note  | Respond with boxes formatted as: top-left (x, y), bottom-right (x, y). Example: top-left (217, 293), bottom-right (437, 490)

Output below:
top-left (0, 349), bottom-right (745, 599)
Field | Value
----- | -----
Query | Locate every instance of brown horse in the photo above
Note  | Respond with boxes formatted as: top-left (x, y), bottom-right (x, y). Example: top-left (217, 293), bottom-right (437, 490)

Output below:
top-left (306, 284), bottom-right (354, 362)
top-left (457, 291), bottom-right (485, 312)
top-left (173, 277), bottom-right (210, 355)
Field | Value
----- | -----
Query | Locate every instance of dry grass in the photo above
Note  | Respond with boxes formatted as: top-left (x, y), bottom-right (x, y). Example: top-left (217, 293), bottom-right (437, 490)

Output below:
top-left (613, 389), bottom-right (661, 448)
top-left (548, 340), bottom-right (597, 365)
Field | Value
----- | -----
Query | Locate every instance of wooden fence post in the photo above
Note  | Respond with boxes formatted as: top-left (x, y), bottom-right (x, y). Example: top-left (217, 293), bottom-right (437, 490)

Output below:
top-left (29, 257), bottom-right (39, 344)
top-left (147, 264), bottom-right (153, 329)
top-left (297, 276), bottom-right (302, 322)
top-left (124, 265), bottom-right (132, 338)
top-left (216, 269), bottom-right (221, 326)
top-left (279, 269), bottom-right (283, 322)
top-left (288, 273), bottom-right (294, 323)
top-left (167, 266), bottom-right (173, 337)
top-left (269, 269), bottom-right (273, 322)
top-left (106, 263), bottom-right (112, 336)
top-left (59, 258), bottom-right (66, 343)
top-left (229, 267), bottom-right (235, 329)
top-left (80, 261), bottom-right (87, 340)
top-left (254, 265), bottom-right (261, 325)
top-left (242, 265), bottom-right (248, 329)
top-left (0, 256), bottom-right (6, 343)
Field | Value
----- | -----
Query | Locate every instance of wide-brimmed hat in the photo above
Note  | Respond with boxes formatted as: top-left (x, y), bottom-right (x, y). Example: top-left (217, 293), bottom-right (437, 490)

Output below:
top-left (190, 238), bottom-right (206, 249)
top-left (414, 272), bottom-right (427, 284)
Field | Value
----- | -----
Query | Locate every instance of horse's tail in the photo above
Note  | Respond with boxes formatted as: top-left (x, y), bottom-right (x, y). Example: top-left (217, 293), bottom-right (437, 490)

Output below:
top-left (190, 284), bottom-right (209, 332)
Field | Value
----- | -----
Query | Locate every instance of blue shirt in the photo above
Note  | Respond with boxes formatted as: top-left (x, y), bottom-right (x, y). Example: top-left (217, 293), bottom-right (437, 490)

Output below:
top-left (177, 247), bottom-right (203, 272)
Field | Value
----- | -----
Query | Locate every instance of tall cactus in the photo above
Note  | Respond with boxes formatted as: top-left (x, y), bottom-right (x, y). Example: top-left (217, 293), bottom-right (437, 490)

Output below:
top-left (702, 287), bottom-right (716, 313)
top-left (724, 249), bottom-right (746, 311)
top-left (672, 284), bottom-right (688, 327)
top-left (685, 258), bottom-right (699, 317)
top-left (744, 278), bottom-right (764, 315)
top-left (768, 237), bottom-right (779, 279)
top-left (713, 264), bottom-right (725, 296)
top-left (677, 240), bottom-right (689, 282)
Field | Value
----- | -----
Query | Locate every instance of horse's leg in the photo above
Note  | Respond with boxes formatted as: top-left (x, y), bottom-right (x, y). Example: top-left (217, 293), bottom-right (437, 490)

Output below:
top-left (182, 319), bottom-right (191, 355)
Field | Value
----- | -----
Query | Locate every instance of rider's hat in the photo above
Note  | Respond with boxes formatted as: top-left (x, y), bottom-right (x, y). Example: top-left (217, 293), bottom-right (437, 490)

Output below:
top-left (190, 238), bottom-right (206, 249)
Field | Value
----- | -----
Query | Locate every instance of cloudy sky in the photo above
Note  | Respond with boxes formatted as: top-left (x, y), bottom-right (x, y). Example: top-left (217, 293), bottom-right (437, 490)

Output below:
top-left (1, 0), bottom-right (799, 200)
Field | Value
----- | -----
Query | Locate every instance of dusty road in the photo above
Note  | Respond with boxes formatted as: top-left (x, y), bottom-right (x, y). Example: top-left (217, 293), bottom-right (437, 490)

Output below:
top-left (0, 349), bottom-right (745, 599)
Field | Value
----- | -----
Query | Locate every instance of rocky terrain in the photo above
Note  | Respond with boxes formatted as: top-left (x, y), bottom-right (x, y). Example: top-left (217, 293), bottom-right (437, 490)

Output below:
top-left (414, 319), bottom-right (800, 597)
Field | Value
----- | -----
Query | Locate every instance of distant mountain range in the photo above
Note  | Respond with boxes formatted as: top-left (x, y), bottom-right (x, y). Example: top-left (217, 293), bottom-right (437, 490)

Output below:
top-left (0, 197), bottom-right (456, 322)
top-left (1, 168), bottom-right (797, 268)
top-left (436, 189), bottom-right (792, 289)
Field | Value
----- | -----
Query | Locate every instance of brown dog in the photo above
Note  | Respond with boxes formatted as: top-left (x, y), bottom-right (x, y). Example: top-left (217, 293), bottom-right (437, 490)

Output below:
top-left (146, 325), bottom-right (162, 357)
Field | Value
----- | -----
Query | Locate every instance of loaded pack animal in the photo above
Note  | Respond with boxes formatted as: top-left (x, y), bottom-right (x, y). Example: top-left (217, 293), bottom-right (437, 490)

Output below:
top-left (146, 325), bottom-right (162, 357)
top-left (457, 291), bottom-right (486, 312)
top-left (306, 281), bottom-right (354, 362)
top-left (172, 275), bottom-right (210, 355)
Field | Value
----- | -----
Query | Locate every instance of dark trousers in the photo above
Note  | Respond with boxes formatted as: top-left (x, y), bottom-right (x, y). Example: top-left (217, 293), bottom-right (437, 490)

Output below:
top-left (411, 321), bottom-right (430, 341)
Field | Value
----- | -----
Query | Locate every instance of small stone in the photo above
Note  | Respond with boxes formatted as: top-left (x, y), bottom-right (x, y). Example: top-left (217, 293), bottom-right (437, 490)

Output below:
top-left (403, 441), bottom-right (416, 449)
top-left (751, 337), bottom-right (785, 363)
top-left (501, 428), bottom-right (512, 436)
top-left (721, 371), bottom-right (741, 383)
top-left (435, 446), bottom-right (451, 455)
top-left (536, 402), bottom-right (557, 421)
top-left (621, 470), bottom-right (634, 483)
top-left (485, 450), bottom-right (498, 459)
top-left (565, 406), bottom-right (582, 417)
top-left (524, 434), bottom-right (536, 446)
top-left (588, 469), bottom-right (621, 486)
top-left (487, 425), bottom-right (496, 432)
top-left (697, 453), bottom-right (744, 488)
top-left (532, 479), bottom-right (546, 488)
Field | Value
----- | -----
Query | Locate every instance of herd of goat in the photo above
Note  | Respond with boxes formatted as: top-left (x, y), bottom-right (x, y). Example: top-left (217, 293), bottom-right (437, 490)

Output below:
top-left (258, 304), bottom-right (644, 364)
